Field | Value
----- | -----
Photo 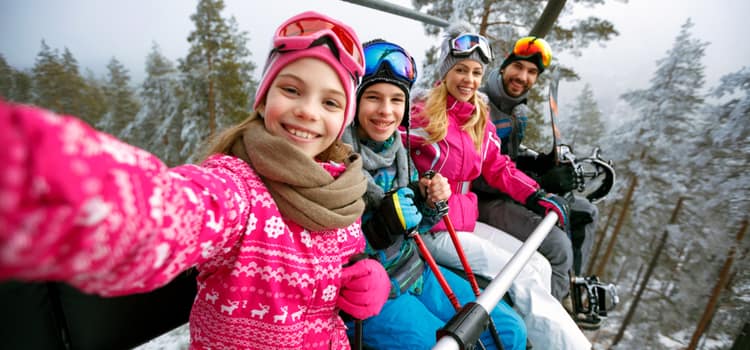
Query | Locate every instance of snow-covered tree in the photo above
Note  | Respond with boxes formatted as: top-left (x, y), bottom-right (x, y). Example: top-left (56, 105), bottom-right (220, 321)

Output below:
top-left (96, 57), bottom-right (140, 135)
top-left (678, 66), bottom-right (750, 346)
top-left (617, 18), bottom-right (706, 213)
top-left (0, 54), bottom-right (32, 103)
top-left (604, 19), bottom-right (720, 349)
top-left (122, 43), bottom-right (187, 166)
top-left (178, 0), bottom-right (256, 162)
top-left (710, 66), bottom-right (750, 149)
top-left (565, 83), bottom-right (605, 154)
top-left (31, 41), bottom-right (66, 113)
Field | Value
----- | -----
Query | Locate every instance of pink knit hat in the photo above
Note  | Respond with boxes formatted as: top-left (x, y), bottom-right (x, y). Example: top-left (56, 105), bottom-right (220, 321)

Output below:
top-left (253, 11), bottom-right (364, 139)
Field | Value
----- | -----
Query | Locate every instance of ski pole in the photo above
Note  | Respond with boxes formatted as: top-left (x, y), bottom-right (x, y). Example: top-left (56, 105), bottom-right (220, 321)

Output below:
top-left (353, 319), bottom-right (363, 350)
top-left (441, 215), bottom-right (482, 296)
top-left (411, 231), bottom-right (461, 309)
top-left (341, 253), bottom-right (368, 350)
top-left (423, 171), bottom-right (482, 296)
top-left (423, 171), bottom-right (504, 350)
top-left (440, 214), bottom-right (504, 350)
top-left (409, 230), bottom-right (486, 350)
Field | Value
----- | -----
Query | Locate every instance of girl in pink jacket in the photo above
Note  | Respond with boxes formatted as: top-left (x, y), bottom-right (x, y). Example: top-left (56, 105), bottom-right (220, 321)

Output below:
top-left (0, 11), bottom-right (389, 350)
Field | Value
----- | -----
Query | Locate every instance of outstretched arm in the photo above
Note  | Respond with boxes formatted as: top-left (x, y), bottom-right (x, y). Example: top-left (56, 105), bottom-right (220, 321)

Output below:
top-left (0, 101), bottom-right (250, 296)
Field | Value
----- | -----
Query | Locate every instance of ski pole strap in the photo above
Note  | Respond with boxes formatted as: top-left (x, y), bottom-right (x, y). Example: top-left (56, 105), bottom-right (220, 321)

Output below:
top-left (451, 181), bottom-right (471, 195)
top-left (436, 302), bottom-right (489, 350)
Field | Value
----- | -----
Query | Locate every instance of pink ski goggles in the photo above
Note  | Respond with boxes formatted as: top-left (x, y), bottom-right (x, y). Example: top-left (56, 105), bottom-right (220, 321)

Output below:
top-left (273, 11), bottom-right (365, 81)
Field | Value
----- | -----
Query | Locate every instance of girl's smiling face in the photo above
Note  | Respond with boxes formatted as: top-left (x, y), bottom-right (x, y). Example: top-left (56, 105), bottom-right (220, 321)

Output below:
top-left (261, 58), bottom-right (346, 158)
top-left (444, 59), bottom-right (484, 102)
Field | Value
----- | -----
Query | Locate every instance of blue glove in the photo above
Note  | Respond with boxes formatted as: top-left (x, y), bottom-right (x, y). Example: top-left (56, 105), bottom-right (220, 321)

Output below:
top-left (363, 187), bottom-right (423, 250)
top-left (392, 187), bottom-right (423, 231)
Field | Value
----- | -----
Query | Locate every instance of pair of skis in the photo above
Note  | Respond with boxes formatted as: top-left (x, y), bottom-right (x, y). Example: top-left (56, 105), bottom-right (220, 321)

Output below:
top-left (546, 68), bottom-right (619, 327)
top-left (546, 67), bottom-right (615, 204)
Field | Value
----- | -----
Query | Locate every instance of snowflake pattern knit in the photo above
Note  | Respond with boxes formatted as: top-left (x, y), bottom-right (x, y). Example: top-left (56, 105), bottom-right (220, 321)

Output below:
top-left (0, 102), bottom-right (364, 349)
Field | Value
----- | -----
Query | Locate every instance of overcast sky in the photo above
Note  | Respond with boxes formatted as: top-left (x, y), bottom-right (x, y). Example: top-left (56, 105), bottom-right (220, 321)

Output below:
top-left (2, 0), bottom-right (749, 118)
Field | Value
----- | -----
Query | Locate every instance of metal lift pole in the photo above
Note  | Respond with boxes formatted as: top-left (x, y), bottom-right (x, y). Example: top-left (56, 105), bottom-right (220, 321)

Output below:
top-left (341, 0), bottom-right (449, 27)
top-left (341, 0), bottom-right (566, 39)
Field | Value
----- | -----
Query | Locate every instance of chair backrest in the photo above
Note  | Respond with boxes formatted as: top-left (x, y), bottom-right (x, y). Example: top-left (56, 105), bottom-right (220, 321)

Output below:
top-left (0, 270), bottom-right (197, 350)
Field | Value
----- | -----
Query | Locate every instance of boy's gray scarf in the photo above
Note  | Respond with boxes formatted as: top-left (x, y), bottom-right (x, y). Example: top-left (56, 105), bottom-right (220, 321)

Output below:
top-left (342, 127), bottom-right (410, 209)
top-left (483, 68), bottom-right (528, 115)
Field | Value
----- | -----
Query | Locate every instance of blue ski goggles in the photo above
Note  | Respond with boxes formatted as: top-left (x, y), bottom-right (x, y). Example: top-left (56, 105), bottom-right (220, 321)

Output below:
top-left (364, 41), bottom-right (417, 87)
top-left (450, 33), bottom-right (494, 64)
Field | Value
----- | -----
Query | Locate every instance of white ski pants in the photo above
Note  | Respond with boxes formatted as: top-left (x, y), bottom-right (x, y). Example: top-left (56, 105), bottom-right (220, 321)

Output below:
top-left (421, 222), bottom-right (591, 350)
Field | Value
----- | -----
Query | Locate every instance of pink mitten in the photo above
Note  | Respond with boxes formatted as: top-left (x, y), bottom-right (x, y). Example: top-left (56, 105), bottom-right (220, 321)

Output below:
top-left (337, 258), bottom-right (390, 320)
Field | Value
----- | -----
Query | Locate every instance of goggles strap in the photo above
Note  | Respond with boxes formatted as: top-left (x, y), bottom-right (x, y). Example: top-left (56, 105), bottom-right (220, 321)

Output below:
top-left (273, 36), bottom-right (358, 81)
top-left (451, 34), bottom-right (492, 63)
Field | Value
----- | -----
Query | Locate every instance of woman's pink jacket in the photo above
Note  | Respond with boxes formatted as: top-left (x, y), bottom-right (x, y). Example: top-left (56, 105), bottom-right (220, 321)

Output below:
top-left (405, 95), bottom-right (539, 233)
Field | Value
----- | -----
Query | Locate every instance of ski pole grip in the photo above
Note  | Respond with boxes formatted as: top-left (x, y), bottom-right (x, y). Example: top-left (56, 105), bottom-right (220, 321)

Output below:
top-left (423, 170), bottom-right (449, 216)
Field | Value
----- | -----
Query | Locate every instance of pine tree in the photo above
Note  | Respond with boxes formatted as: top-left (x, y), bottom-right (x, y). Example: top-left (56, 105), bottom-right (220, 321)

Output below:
top-left (59, 48), bottom-right (87, 117)
top-left (79, 70), bottom-right (108, 127)
top-left (98, 57), bottom-right (139, 135)
top-left (411, 0), bottom-right (619, 149)
top-left (566, 83), bottom-right (605, 154)
top-left (0, 54), bottom-right (12, 99)
top-left (11, 70), bottom-right (34, 104)
top-left (681, 66), bottom-right (750, 345)
top-left (620, 18), bottom-right (706, 183)
top-left (28, 43), bottom-right (101, 124)
top-left (178, 0), bottom-right (256, 162)
top-left (123, 43), bottom-right (187, 166)
top-left (0, 55), bottom-right (31, 103)
top-left (32, 40), bottom-right (66, 112)
top-left (216, 16), bottom-right (256, 128)
top-left (603, 18), bottom-right (711, 348)
top-left (710, 66), bottom-right (750, 150)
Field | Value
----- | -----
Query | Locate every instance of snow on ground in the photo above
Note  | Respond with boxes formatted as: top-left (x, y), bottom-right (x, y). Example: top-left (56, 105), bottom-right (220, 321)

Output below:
top-left (133, 323), bottom-right (190, 350)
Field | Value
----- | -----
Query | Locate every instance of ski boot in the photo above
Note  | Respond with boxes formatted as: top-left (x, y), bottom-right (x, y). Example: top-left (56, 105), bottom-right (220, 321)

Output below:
top-left (567, 275), bottom-right (619, 330)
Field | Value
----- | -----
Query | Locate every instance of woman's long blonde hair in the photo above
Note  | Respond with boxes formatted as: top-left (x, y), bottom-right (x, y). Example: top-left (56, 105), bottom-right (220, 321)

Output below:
top-left (419, 82), bottom-right (490, 151)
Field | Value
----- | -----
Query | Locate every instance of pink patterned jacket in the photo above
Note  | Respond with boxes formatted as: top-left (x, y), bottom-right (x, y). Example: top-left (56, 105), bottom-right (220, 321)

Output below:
top-left (0, 101), bottom-right (365, 349)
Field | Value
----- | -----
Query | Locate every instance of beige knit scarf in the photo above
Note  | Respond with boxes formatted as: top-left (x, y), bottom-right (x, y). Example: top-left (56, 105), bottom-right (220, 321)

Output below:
top-left (231, 119), bottom-right (366, 231)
